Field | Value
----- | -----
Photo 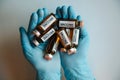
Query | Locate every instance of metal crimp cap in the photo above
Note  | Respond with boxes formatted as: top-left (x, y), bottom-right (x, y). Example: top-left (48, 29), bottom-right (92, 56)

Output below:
top-left (44, 54), bottom-right (53, 60)
top-left (68, 48), bottom-right (76, 55)
top-left (33, 29), bottom-right (41, 37)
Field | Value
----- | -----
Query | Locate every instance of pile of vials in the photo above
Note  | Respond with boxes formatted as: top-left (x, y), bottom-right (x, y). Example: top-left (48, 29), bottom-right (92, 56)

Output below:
top-left (32, 13), bottom-right (83, 60)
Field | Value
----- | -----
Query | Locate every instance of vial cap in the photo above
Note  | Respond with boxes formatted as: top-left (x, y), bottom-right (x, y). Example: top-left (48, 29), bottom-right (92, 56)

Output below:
top-left (44, 54), bottom-right (53, 60)
top-left (68, 48), bottom-right (76, 55)
top-left (33, 39), bottom-right (39, 46)
top-left (78, 21), bottom-right (84, 27)
top-left (60, 48), bottom-right (67, 53)
top-left (33, 29), bottom-right (41, 37)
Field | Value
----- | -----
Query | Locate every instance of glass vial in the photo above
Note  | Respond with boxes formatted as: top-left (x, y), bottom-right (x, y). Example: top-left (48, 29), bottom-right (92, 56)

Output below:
top-left (44, 36), bottom-right (60, 60)
top-left (68, 28), bottom-right (80, 54)
top-left (58, 19), bottom-right (83, 28)
top-left (33, 13), bottom-right (57, 37)
top-left (33, 28), bottom-right (56, 46)
top-left (72, 28), bottom-right (80, 47)
top-left (56, 29), bottom-right (71, 49)
top-left (60, 29), bottom-right (72, 53)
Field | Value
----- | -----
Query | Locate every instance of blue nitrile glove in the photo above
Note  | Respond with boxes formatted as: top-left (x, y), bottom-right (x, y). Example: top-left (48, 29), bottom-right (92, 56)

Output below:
top-left (19, 8), bottom-right (61, 80)
top-left (56, 6), bottom-right (95, 80)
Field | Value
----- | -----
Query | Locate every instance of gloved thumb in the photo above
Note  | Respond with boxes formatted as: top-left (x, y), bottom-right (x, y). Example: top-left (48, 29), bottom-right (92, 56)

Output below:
top-left (77, 15), bottom-right (88, 39)
top-left (19, 27), bottom-right (32, 51)
top-left (55, 6), bottom-right (62, 18)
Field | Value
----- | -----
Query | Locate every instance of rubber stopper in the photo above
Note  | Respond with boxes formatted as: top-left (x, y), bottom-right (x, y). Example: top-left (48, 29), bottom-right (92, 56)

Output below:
top-left (68, 48), bottom-right (76, 55)
top-left (33, 30), bottom-right (41, 37)
top-left (60, 48), bottom-right (67, 53)
top-left (44, 54), bottom-right (53, 60)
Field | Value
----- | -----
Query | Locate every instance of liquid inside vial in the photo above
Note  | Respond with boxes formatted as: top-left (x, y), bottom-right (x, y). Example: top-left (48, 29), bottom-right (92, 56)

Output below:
top-left (45, 36), bottom-right (60, 60)
top-left (57, 29), bottom-right (71, 49)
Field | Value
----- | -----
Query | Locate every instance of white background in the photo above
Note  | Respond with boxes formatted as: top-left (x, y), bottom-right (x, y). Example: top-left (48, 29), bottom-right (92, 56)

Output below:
top-left (0, 0), bottom-right (120, 80)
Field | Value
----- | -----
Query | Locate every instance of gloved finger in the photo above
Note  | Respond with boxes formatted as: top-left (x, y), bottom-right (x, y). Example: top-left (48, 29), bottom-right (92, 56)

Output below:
top-left (19, 27), bottom-right (32, 51)
top-left (61, 6), bottom-right (68, 19)
top-left (37, 41), bottom-right (49, 50)
top-left (37, 8), bottom-right (44, 24)
top-left (55, 6), bottom-right (62, 18)
top-left (27, 12), bottom-right (38, 45)
top-left (43, 8), bottom-right (49, 19)
top-left (68, 6), bottom-right (76, 19)
top-left (27, 12), bottom-right (38, 34)
top-left (76, 15), bottom-right (82, 21)
top-left (77, 15), bottom-right (88, 38)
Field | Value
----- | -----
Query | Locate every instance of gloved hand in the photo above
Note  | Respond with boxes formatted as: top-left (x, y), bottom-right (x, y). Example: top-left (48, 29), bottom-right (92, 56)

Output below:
top-left (56, 6), bottom-right (95, 80)
top-left (19, 8), bottom-right (61, 80)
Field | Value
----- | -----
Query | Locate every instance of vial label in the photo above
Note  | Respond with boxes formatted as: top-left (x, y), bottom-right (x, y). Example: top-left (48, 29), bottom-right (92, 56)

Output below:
top-left (66, 29), bottom-right (70, 36)
top-left (41, 15), bottom-right (56, 30)
top-left (72, 29), bottom-right (79, 45)
top-left (41, 28), bottom-right (55, 42)
top-left (59, 21), bottom-right (75, 28)
top-left (59, 30), bottom-right (71, 46)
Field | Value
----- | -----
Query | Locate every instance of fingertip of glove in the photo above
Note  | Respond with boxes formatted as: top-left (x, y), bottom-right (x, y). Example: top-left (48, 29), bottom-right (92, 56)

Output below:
top-left (37, 8), bottom-right (42, 13)
top-left (31, 12), bottom-right (36, 16)
top-left (68, 5), bottom-right (72, 8)
top-left (77, 15), bottom-right (82, 21)
top-left (19, 26), bottom-right (24, 32)
top-left (56, 6), bottom-right (61, 12)
top-left (56, 6), bottom-right (60, 9)
top-left (56, 6), bottom-right (61, 18)
top-left (62, 5), bottom-right (66, 8)
top-left (37, 8), bottom-right (44, 17)
top-left (19, 27), bottom-right (27, 35)
top-left (62, 5), bottom-right (67, 11)
top-left (42, 8), bottom-right (47, 11)
top-left (68, 6), bottom-right (74, 11)
top-left (33, 12), bottom-right (38, 17)
top-left (31, 12), bottom-right (38, 22)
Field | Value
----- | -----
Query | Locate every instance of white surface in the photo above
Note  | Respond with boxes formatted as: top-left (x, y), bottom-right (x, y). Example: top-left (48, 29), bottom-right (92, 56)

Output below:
top-left (0, 0), bottom-right (120, 80)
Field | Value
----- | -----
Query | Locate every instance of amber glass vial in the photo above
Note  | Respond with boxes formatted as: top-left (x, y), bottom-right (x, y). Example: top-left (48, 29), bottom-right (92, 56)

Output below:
top-left (67, 28), bottom-right (80, 54)
top-left (44, 36), bottom-right (60, 60)
top-left (58, 19), bottom-right (83, 28)
top-left (33, 13), bottom-right (57, 37)
top-left (56, 29), bottom-right (71, 49)
top-left (33, 28), bottom-right (56, 46)
top-left (65, 28), bottom-right (80, 54)
top-left (71, 28), bottom-right (80, 47)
